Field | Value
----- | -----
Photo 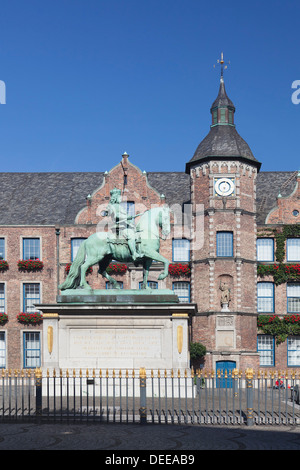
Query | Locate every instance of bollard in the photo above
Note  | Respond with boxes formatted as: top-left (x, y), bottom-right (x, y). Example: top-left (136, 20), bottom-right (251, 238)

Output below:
top-left (245, 368), bottom-right (254, 426)
top-left (139, 367), bottom-right (147, 425)
top-left (35, 367), bottom-right (43, 422)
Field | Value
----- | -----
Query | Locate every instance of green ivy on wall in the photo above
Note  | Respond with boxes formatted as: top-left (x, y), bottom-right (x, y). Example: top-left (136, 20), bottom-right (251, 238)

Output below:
top-left (257, 224), bottom-right (300, 285)
top-left (274, 225), bottom-right (300, 263)
top-left (257, 314), bottom-right (300, 345)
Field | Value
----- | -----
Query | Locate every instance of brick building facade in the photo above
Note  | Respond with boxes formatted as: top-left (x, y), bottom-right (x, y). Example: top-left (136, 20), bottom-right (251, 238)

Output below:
top-left (0, 75), bottom-right (299, 372)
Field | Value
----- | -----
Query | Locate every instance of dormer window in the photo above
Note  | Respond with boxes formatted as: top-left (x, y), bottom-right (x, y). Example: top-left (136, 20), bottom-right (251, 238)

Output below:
top-left (220, 108), bottom-right (226, 123)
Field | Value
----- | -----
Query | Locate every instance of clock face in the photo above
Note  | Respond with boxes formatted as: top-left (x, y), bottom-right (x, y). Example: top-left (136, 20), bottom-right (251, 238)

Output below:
top-left (215, 178), bottom-right (235, 197)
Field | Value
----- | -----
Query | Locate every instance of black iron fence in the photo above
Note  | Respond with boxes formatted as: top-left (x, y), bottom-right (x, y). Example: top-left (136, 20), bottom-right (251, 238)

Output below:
top-left (1, 367), bottom-right (300, 425)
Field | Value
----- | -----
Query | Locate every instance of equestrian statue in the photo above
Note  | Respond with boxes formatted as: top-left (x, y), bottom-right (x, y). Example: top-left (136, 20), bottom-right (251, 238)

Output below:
top-left (59, 188), bottom-right (171, 291)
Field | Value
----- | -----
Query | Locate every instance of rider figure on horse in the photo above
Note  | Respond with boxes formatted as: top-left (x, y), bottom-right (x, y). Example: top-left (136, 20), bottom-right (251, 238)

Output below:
top-left (105, 188), bottom-right (140, 262)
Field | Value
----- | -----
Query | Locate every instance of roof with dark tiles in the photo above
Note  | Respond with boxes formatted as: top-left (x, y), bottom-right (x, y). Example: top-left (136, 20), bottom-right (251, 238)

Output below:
top-left (0, 169), bottom-right (297, 226)
top-left (186, 125), bottom-right (260, 170)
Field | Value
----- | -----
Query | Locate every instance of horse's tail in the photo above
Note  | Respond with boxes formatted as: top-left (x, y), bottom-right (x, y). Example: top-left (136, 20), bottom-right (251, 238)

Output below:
top-left (59, 241), bottom-right (86, 290)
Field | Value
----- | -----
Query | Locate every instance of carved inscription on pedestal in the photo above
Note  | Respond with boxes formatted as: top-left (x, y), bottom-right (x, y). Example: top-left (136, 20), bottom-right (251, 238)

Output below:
top-left (69, 328), bottom-right (162, 359)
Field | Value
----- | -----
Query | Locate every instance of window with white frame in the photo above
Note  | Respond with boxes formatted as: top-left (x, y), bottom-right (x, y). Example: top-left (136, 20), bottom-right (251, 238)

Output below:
top-left (173, 281), bottom-right (190, 303)
top-left (23, 238), bottom-right (40, 260)
top-left (287, 238), bottom-right (300, 262)
top-left (23, 332), bottom-right (41, 368)
top-left (257, 238), bottom-right (274, 262)
top-left (257, 335), bottom-right (274, 366)
top-left (287, 283), bottom-right (300, 313)
top-left (0, 332), bottom-right (6, 368)
top-left (216, 232), bottom-right (233, 257)
top-left (71, 238), bottom-right (86, 261)
top-left (0, 284), bottom-right (5, 313)
top-left (139, 281), bottom-right (158, 290)
top-left (0, 239), bottom-right (5, 260)
top-left (287, 336), bottom-right (300, 366)
top-left (257, 282), bottom-right (274, 313)
top-left (23, 283), bottom-right (40, 313)
top-left (172, 239), bottom-right (190, 262)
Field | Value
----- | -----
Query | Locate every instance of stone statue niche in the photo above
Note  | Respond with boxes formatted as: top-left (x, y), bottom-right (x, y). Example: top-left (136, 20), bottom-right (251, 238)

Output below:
top-left (218, 275), bottom-right (233, 312)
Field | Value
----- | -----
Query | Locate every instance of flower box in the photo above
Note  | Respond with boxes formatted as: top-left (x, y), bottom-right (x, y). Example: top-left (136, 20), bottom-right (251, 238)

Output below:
top-left (168, 263), bottom-right (191, 277)
top-left (65, 263), bottom-right (93, 274)
top-left (0, 313), bottom-right (8, 324)
top-left (17, 312), bottom-right (43, 324)
top-left (257, 263), bottom-right (300, 285)
top-left (0, 260), bottom-right (9, 271)
top-left (106, 264), bottom-right (127, 274)
top-left (18, 259), bottom-right (44, 271)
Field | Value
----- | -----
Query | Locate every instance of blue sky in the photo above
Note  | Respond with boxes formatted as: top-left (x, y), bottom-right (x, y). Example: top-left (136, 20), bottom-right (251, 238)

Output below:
top-left (0, 0), bottom-right (299, 173)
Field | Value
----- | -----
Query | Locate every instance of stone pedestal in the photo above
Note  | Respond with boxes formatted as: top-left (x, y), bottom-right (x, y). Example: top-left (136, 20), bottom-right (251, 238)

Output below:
top-left (38, 289), bottom-right (197, 372)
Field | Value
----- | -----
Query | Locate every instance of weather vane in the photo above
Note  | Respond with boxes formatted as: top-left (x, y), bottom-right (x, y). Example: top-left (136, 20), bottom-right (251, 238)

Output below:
top-left (214, 52), bottom-right (230, 78)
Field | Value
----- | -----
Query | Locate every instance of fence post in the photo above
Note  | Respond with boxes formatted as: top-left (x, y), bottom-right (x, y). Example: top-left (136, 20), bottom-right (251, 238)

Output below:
top-left (245, 368), bottom-right (254, 426)
top-left (139, 367), bottom-right (147, 425)
top-left (35, 367), bottom-right (43, 422)
top-left (232, 369), bottom-right (239, 397)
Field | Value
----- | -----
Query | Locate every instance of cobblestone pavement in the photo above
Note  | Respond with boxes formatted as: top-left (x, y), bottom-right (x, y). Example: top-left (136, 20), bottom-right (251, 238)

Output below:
top-left (0, 422), bottom-right (299, 451)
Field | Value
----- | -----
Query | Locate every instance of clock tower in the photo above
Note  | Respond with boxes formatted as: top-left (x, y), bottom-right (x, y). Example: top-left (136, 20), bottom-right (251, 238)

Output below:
top-left (186, 56), bottom-right (262, 371)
